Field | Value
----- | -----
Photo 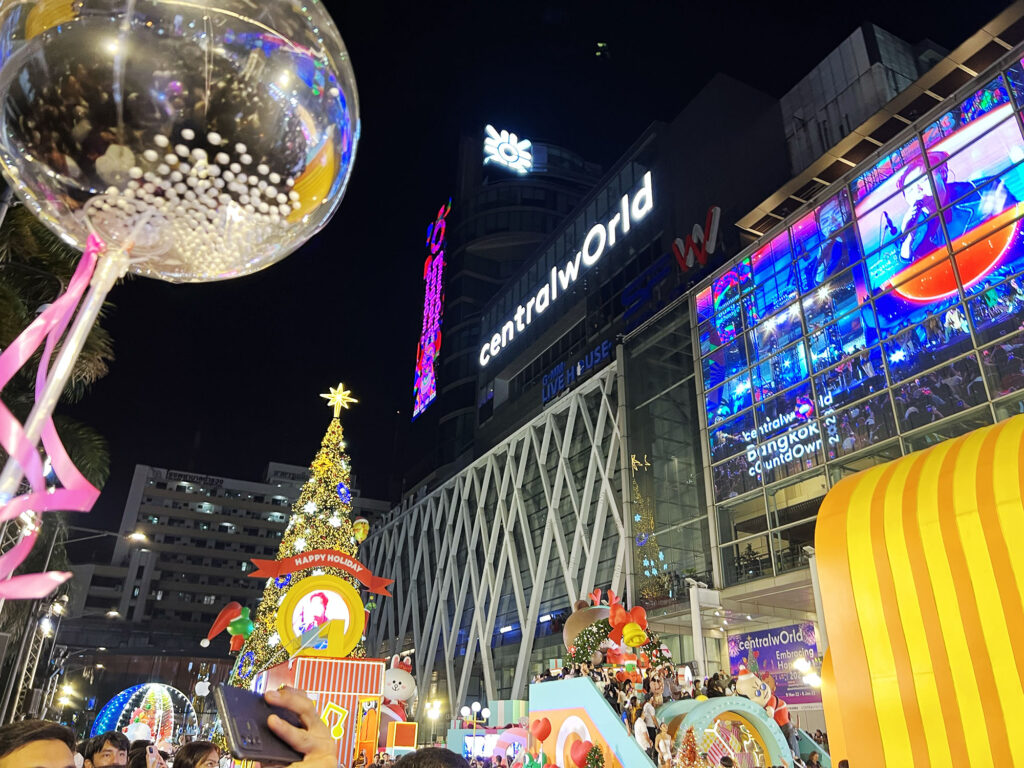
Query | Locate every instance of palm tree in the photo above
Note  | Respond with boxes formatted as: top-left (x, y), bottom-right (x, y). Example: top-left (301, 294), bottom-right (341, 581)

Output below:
top-left (0, 199), bottom-right (114, 488)
top-left (0, 195), bottom-right (117, 716)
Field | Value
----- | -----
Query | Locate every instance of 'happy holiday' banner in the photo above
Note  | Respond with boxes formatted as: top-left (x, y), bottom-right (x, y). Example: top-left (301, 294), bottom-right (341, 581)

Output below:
top-left (248, 549), bottom-right (394, 596)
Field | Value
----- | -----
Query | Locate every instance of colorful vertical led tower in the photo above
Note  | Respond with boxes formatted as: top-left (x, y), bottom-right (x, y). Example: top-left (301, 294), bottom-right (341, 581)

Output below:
top-left (412, 199), bottom-right (451, 419)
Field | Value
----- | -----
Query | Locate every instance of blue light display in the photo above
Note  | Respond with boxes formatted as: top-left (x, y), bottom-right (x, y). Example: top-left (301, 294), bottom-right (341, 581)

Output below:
top-left (336, 481), bottom-right (351, 504)
top-left (91, 683), bottom-right (199, 739)
top-left (237, 650), bottom-right (256, 677)
top-left (699, 71), bottom-right (1024, 501)
top-left (91, 684), bottom-right (145, 737)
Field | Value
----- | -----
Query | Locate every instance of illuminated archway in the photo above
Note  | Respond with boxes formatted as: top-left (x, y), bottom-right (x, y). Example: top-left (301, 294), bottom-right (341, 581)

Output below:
top-left (675, 696), bottom-right (791, 766)
top-left (91, 683), bottom-right (198, 741)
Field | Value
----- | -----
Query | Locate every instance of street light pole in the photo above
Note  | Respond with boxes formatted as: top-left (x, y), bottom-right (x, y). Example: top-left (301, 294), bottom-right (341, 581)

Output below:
top-left (425, 700), bottom-right (441, 746)
top-left (0, 526), bottom-right (146, 722)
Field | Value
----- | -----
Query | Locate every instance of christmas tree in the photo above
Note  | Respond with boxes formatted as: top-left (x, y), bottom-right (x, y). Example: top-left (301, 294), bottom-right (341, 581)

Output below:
top-left (632, 454), bottom-right (669, 602)
top-left (229, 383), bottom-right (365, 687)
top-left (675, 726), bottom-right (703, 768)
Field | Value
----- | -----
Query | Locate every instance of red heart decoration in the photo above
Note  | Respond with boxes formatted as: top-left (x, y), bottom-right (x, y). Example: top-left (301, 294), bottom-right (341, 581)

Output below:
top-left (570, 740), bottom-right (594, 767)
top-left (530, 717), bottom-right (551, 742)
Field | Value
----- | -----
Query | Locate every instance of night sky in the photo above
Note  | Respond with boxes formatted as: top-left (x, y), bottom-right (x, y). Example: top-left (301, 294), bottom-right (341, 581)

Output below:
top-left (66, 0), bottom-right (1010, 531)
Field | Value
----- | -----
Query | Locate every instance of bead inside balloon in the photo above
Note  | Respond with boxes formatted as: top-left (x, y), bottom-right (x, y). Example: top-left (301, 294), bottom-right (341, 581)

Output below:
top-left (0, 0), bottom-right (359, 283)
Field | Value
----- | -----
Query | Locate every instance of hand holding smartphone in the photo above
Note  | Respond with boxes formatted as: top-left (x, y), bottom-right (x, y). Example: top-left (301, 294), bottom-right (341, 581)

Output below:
top-left (214, 683), bottom-right (304, 766)
top-left (214, 683), bottom-right (340, 768)
top-left (145, 745), bottom-right (168, 768)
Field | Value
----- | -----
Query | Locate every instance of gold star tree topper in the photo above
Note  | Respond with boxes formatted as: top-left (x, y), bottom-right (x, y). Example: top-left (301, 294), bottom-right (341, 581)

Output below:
top-left (320, 382), bottom-right (358, 417)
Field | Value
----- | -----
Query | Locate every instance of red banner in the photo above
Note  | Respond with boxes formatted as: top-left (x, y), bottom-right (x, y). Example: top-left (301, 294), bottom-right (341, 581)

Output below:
top-left (249, 549), bottom-right (393, 596)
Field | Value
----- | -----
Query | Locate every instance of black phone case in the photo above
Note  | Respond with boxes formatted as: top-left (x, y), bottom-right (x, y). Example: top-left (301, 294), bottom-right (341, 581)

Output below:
top-left (213, 683), bottom-right (306, 766)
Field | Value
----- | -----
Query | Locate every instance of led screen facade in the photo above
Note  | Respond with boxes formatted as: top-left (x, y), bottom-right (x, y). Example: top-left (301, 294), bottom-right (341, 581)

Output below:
top-left (412, 200), bottom-right (451, 419)
top-left (694, 63), bottom-right (1024, 584)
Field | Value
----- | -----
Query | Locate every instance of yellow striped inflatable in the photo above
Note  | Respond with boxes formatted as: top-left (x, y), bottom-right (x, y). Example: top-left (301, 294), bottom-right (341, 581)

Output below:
top-left (816, 415), bottom-right (1024, 766)
top-left (25, 0), bottom-right (77, 39)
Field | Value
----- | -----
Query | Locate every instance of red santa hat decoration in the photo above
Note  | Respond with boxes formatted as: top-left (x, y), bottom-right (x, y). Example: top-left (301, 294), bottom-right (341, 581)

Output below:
top-left (200, 601), bottom-right (254, 652)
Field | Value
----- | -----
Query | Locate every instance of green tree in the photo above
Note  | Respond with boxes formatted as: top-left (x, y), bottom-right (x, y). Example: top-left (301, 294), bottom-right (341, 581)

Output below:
top-left (0, 195), bottom-right (114, 705)
top-left (230, 387), bottom-right (364, 687)
top-left (0, 199), bottom-right (113, 487)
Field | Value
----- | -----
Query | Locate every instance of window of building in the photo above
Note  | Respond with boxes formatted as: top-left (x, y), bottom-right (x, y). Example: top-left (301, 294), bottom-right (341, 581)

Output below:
top-left (690, 53), bottom-right (1024, 587)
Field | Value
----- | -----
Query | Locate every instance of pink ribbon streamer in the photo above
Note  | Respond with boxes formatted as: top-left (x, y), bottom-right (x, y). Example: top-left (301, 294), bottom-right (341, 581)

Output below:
top-left (0, 233), bottom-right (106, 599)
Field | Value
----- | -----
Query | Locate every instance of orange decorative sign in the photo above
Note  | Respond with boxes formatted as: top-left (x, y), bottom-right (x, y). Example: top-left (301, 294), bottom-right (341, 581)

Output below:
top-left (248, 549), bottom-right (393, 596)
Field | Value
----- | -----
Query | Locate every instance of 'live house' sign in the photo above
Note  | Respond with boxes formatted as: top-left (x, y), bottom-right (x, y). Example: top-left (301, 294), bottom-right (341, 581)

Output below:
top-left (541, 339), bottom-right (613, 404)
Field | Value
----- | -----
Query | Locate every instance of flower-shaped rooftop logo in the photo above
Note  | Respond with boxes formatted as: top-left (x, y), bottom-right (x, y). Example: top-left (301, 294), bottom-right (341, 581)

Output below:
top-left (483, 124), bottom-right (533, 174)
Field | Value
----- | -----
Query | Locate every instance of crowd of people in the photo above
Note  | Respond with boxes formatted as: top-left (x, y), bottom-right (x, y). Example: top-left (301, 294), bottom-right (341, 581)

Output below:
top-left (0, 685), bottom-right (490, 768)
top-left (466, 754), bottom-right (508, 768)
top-left (533, 661), bottom-right (835, 768)
top-left (0, 670), bottom-right (840, 768)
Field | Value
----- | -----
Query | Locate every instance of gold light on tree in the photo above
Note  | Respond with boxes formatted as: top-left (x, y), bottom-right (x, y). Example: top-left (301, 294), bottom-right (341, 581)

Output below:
top-left (631, 454), bottom-right (669, 601)
top-left (229, 383), bottom-right (365, 687)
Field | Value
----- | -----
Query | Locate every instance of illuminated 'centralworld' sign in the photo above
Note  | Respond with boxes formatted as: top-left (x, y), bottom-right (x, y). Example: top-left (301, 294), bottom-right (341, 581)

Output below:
top-left (483, 124), bottom-right (533, 174)
top-left (412, 199), bottom-right (451, 419)
top-left (479, 171), bottom-right (653, 367)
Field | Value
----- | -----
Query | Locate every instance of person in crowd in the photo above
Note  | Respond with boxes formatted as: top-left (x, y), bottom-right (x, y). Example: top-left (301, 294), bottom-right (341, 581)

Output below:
top-left (654, 722), bottom-right (672, 768)
top-left (127, 745), bottom-right (166, 768)
top-left (666, 667), bottom-right (682, 701)
top-left (393, 748), bottom-right (470, 767)
top-left (719, 757), bottom-right (734, 768)
top-left (723, 674), bottom-right (738, 696)
top-left (603, 677), bottom-right (619, 712)
top-left (806, 752), bottom-right (822, 766)
top-left (617, 680), bottom-right (630, 714)
top-left (706, 673), bottom-right (725, 697)
top-left (170, 741), bottom-right (220, 768)
top-left (633, 710), bottom-right (653, 757)
top-left (0, 720), bottom-right (76, 768)
top-left (641, 693), bottom-right (658, 746)
top-left (85, 731), bottom-right (130, 768)
top-left (76, 739), bottom-right (91, 762)
top-left (627, 695), bottom-right (641, 729)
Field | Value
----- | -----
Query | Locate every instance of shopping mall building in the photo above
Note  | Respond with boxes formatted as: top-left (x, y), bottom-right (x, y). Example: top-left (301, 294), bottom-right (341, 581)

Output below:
top-left (365, 3), bottom-right (1024, 730)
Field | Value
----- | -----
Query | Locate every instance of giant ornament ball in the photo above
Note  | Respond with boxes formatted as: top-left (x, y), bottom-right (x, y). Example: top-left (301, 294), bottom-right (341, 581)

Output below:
top-left (0, 0), bottom-right (359, 282)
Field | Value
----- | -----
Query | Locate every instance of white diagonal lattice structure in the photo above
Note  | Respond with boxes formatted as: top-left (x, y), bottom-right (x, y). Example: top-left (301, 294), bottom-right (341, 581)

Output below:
top-left (364, 366), bottom-right (630, 713)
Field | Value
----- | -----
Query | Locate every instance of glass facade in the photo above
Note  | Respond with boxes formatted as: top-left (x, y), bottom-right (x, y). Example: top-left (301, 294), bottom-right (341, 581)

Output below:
top-left (623, 303), bottom-right (711, 609)
top-left (695, 62), bottom-right (1024, 587)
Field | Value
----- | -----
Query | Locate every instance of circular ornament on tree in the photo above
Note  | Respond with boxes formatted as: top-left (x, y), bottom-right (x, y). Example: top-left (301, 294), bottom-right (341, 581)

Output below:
top-left (352, 516), bottom-right (369, 542)
top-left (236, 650), bottom-right (256, 678)
top-left (0, 0), bottom-right (360, 283)
top-left (275, 573), bottom-right (365, 658)
top-left (336, 481), bottom-right (352, 504)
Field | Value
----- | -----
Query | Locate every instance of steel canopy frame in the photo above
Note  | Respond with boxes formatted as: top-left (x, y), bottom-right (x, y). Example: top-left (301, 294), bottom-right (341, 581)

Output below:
top-left (364, 366), bottom-right (630, 715)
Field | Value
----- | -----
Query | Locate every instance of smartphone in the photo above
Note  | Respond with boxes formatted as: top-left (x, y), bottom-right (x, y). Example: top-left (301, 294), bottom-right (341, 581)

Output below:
top-left (214, 683), bottom-right (305, 766)
top-left (145, 746), bottom-right (167, 768)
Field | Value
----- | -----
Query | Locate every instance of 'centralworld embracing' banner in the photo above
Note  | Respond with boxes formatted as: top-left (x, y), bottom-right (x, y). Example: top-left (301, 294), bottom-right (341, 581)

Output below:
top-left (248, 548), bottom-right (394, 596)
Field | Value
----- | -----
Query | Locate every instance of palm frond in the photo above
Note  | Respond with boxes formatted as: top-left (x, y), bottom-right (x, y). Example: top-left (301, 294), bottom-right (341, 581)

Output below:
top-left (51, 415), bottom-right (110, 488)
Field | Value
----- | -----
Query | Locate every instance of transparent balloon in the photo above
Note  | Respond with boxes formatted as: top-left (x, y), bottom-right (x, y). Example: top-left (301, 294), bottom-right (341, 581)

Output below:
top-left (0, 0), bottom-right (359, 282)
